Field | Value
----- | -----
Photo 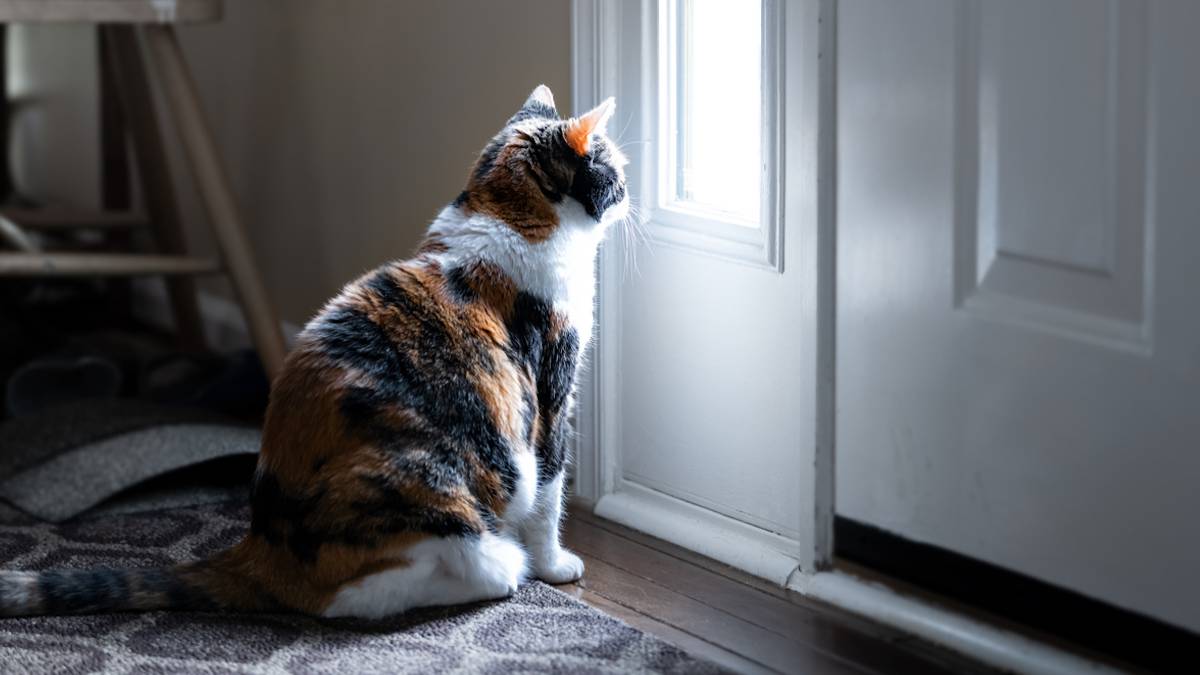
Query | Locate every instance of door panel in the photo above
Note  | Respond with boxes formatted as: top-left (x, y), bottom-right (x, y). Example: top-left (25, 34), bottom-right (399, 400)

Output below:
top-left (837, 0), bottom-right (1200, 631)
top-left (981, 0), bottom-right (1129, 275)
top-left (620, 249), bottom-right (809, 538)
top-left (960, 0), bottom-right (1150, 346)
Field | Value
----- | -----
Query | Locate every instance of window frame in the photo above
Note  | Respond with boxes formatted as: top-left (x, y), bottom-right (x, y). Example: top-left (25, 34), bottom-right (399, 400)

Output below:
top-left (652, 0), bottom-right (783, 271)
top-left (590, 0), bottom-right (785, 272)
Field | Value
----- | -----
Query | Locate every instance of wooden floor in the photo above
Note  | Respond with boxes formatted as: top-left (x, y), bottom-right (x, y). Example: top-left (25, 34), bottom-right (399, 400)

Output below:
top-left (560, 510), bottom-right (996, 675)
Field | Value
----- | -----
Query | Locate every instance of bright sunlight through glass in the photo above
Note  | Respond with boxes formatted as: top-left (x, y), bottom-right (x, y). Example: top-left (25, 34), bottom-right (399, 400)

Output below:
top-left (673, 0), bottom-right (763, 226)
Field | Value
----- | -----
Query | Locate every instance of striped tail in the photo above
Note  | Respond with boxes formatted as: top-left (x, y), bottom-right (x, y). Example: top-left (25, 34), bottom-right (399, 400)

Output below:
top-left (0, 554), bottom-right (272, 617)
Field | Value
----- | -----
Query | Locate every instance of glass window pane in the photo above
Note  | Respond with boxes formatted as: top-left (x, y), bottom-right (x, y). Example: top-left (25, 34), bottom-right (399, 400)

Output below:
top-left (674, 0), bottom-right (762, 226)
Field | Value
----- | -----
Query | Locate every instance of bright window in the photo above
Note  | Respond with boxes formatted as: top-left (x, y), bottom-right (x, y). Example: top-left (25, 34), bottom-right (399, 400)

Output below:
top-left (668, 0), bottom-right (763, 227)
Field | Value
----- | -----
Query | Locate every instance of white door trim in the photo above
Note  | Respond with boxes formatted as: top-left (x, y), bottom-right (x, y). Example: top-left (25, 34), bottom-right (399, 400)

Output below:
top-left (594, 482), bottom-right (804, 586)
top-left (571, 0), bottom-right (622, 513)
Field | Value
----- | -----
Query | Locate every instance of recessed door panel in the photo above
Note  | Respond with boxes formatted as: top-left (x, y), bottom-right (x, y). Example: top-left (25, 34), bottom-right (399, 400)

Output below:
top-left (956, 0), bottom-right (1150, 349)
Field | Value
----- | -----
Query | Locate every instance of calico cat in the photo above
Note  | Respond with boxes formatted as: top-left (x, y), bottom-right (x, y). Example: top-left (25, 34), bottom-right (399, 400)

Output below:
top-left (0, 85), bottom-right (628, 619)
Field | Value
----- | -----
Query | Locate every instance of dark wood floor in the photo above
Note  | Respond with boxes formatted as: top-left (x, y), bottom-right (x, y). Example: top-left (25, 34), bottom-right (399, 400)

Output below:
top-left (560, 509), bottom-right (997, 675)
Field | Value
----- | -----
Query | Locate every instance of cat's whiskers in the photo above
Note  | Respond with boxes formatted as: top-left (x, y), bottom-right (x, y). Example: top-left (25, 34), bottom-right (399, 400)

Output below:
top-left (616, 139), bottom-right (651, 154)
top-left (612, 199), bottom-right (651, 282)
top-left (612, 112), bottom-right (636, 149)
top-left (607, 117), bottom-right (651, 282)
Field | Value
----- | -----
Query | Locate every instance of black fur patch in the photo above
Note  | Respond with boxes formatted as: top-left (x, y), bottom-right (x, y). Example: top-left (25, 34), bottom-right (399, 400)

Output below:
top-left (570, 159), bottom-right (626, 220)
top-left (444, 265), bottom-right (476, 303)
top-left (521, 389), bottom-right (537, 445)
top-left (508, 100), bottom-right (559, 124)
top-left (250, 471), bottom-right (321, 559)
top-left (353, 472), bottom-right (485, 537)
top-left (473, 137), bottom-right (506, 182)
top-left (139, 568), bottom-right (217, 611)
top-left (536, 328), bottom-right (580, 482)
top-left (540, 328), bottom-right (580, 417)
top-left (38, 569), bottom-right (128, 614)
top-left (251, 466), bottom-right (479, 564)
top-left (503, 293), bottom-right (581, 484)
top-left (526, 133), bottom-right (575, 203)
top-left (35, 567), bottom-right (212, 614)
top-left (505, 292), bottom-right (552, 371)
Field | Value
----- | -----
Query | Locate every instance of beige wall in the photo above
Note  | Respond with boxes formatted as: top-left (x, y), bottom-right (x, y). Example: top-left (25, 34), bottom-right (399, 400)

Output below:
top-left (173, 0), bottom-right (571, 325)
top-left (12, 0), bottom-right (571, 326)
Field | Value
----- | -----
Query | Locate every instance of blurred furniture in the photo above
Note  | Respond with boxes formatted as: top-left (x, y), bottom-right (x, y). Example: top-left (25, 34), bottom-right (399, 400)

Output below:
top-left (0, 0), bottom-right (286, 378)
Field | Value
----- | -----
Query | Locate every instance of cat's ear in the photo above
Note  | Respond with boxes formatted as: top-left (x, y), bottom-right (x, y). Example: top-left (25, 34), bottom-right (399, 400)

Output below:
top-left (525, 84), bottom-right (556, 111)
top-left (564, 97), bottom-right (616, 157)
top-left (515, 84), bottom-right (558, 121)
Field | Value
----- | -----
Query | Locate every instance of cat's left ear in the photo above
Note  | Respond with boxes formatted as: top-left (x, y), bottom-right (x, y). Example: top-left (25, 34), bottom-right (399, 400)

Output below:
top-left (564, 97), bottom-right (616, 157)
top-left (525, 84), bottom-right (556, 111)
top-left (515, 84), bottom-right (558, 121)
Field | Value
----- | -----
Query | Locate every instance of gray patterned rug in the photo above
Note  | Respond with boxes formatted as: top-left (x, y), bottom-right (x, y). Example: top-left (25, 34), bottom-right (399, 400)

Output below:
top-left (0, 500), bottom-right (725, 674)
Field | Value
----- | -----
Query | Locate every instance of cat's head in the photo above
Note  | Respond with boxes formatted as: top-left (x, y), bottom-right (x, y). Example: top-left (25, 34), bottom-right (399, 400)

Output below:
top-left (457, 85), bottom-right (629, 242)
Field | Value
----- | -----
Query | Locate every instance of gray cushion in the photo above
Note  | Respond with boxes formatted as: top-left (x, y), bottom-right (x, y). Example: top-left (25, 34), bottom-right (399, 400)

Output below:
top-left (0, 399), bottom-right (236, 476)
top-left (0, 423), bottom-right (258, 522)
top-left (0, 399), bottom-right (257, 521)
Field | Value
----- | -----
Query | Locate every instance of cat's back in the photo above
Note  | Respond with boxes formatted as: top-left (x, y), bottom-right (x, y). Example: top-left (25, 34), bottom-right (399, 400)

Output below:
top-left (253, 256), bottom-right (535, 521)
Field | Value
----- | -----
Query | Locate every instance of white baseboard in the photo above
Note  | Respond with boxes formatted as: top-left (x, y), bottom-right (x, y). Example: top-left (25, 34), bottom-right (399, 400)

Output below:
top-left (130, 278), bottom-right (301, 353)
top-left (789, 571), bottom-right (1124, 675)
top-left (593, 481), bottom-right (802, 587)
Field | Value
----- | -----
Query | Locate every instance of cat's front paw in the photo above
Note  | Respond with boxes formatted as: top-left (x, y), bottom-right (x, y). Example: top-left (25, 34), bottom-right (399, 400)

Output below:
top-left (533, 550), bottom-right (585, 584)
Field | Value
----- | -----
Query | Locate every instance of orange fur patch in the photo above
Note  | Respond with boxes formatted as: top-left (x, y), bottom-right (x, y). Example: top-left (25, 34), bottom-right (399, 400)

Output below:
top-left (462, 143), bottom-right (560, 243)
top-left (564, 99), bottom-right (614, 156)
top-left (564, 119), bottom-right (592, 156)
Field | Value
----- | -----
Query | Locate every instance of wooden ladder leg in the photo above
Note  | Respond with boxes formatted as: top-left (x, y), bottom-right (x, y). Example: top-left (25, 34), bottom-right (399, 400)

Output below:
top-left (140, 24), bottom-right (287, 379)
top-left (102, 25), bottom-right (207, 351)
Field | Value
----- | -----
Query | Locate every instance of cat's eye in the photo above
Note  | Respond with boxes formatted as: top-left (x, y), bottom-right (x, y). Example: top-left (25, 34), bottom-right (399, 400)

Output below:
top-left (669, 0), bottom-right (763, 226)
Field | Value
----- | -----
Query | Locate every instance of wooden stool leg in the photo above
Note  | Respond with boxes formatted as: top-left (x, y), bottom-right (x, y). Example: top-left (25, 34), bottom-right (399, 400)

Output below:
top-left (141, 24), bottom-right (286, 379)
top-left (102, 25), bottom-right (207, 351)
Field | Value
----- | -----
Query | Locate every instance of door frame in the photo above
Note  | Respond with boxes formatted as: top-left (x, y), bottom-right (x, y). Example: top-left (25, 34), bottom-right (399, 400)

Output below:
top-left (570, 0), bottom-right (838, 580)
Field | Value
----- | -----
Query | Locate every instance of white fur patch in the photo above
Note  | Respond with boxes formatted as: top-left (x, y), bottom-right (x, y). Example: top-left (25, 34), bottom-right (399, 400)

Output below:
top-left (504, 450), bottom-right (538, 523)
top-left (427, 193), bottom-right (628, 345)
top-left (323, 533), bottom-right (527, 619)
top-left (518, 473), bottom-right (585, 584)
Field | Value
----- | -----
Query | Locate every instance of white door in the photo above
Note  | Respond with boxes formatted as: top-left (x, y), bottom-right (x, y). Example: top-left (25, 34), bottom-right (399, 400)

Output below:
top-left (837, 0), bottom-right (1200, 631)
top-left (575, 0), bottom-right (830, 580)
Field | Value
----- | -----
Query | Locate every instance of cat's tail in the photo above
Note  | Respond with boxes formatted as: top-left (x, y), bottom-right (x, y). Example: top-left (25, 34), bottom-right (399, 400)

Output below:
top-left (0, 549), bottom-right (275, 617)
